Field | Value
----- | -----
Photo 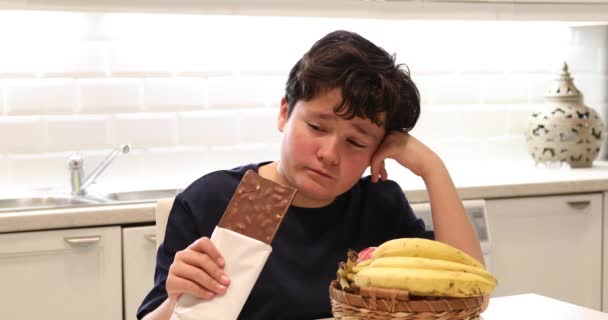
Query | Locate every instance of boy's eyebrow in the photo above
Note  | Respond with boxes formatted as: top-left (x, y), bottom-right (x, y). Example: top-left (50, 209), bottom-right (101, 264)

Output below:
top-left (311, 111), bottom-right (379, 139)
top-left (352, 123), bottom-right (376, 139)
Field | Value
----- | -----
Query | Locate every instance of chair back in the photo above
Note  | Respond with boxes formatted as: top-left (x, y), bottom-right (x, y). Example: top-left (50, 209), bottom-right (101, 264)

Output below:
top-left (155, 198), bottom-right (175, 248)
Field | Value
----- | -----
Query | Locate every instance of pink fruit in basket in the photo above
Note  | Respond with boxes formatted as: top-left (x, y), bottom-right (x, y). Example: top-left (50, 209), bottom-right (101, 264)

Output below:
top-left (357, 247), bottom-right (376, 262)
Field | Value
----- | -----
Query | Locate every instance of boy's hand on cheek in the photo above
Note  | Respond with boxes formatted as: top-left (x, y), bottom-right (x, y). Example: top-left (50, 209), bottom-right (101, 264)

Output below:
top-left (370, 132), bottom-right (439, 182)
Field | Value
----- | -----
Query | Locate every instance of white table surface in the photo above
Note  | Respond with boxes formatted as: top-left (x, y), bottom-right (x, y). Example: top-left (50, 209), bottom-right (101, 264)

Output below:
top-left (481, 293), bottom-right (608, 320)
top-left (319, 293), bottom-right (608, 320)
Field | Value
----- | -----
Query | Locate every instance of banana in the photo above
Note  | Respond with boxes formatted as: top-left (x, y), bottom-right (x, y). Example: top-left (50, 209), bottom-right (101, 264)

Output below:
top-left (354, 267), bottom-right (494, 297)
top-left (369, 256), bottom-right (496, 286)
top-left (373, 238), bottom-right (485, 269)
top-left (352, 259), bottom-right (373, 273)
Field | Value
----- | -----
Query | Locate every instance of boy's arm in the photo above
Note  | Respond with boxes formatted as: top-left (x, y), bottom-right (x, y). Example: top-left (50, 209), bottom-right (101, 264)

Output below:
top-left (370, 132), bottom-right (483, 262)
top-left (370, 132), bottom-right (489, 311)
top-left (421, 155), bottom-right (483, 264)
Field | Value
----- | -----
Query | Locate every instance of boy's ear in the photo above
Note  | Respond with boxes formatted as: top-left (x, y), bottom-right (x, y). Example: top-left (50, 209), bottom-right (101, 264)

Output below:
top-left (278, 97), bottom-right (289, 132)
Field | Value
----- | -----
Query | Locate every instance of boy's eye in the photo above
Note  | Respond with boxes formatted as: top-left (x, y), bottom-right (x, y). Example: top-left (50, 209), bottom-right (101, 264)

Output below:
top-left (348, 139), bottom-right (366, 148)
top-left (307, 122), bottom-right (324, 131)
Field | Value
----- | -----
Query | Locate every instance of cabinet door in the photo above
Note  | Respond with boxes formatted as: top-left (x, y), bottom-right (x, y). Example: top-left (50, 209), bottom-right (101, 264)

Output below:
top-left (486, 193), bottom-right (602, 310)
top-left (0, 226), bottom-right (122, 320)
top-left (123, 226), bottom-right (157, 320)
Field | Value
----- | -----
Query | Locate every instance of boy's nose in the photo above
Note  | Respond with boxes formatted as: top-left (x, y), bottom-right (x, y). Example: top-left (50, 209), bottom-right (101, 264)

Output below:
top-left (317, 137), bottom-right (340, 166)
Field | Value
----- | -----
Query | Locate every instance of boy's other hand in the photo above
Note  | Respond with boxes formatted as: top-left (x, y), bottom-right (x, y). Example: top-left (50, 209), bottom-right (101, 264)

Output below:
top-left (370, 132), bottom-right (440, 182)
top-left (166, 237), bottom-right (231, 304)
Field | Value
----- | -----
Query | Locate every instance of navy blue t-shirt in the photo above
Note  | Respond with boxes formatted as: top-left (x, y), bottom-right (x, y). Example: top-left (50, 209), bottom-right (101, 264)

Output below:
top-left (137, 162), bottom-right (433, 320)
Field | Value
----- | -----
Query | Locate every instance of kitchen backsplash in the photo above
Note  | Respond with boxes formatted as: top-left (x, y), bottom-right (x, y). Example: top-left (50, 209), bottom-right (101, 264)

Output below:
top-left (0, 11), bottom-right (606, 191)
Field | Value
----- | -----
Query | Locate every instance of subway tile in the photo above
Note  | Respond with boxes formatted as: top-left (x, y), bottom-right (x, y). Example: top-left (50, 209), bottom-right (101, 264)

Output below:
top-left (411, 107), bottom-right (460, 138)
top-left (415, 105), bottom-right (509, 139)
top-left (79, 78), bottom-right (140, 113)
top-left (108, 39), bottom-right (172, 75)
top-left (569, 25), bottom-right (608, 48)
top-left (109, 113), bottom-right (177, 149)
top-left (427, 75), bottom-right (482, 105)
top-left (5, 79), bottom-right (76, 115)
top-left (0, 156), bottom-right (8, 186)
top-left (429, 136), bottom-right (530, 162)
top-left (238, 108), bottom-right (282, 145)
top-left (527, 74), bottom-right (555, 104)
top-left (484, 136), bottom-right (531, 161)
top-left (564, 46), bottom-right (600, 75)
top-left (46, 115), bottom-right (109, 152)
top-left (43, 40), bottom-right (108, 77)
top-left (143, 78), bottom-right (205, 111)
top-left (599, 48), bottom-right (608, 74)
top-left (236, 39), bottom-right (304, 75)
top-left (411, 76), bottom-right (434, 106)
top-left (575, 75), bottom-right (608, 104)
top-left (0, 116), bottom-right (45, 154)
top-left (204, 145), bottom-right (280, 169)
top-left (171, 39), bottom-right (238, 75)
top-left (178, 111), bottom-right (239, 147)
top-left (76, 148), bottom-right (143, 188)
top-left (0, 85), bottom-right (4, 115)
top-left (507, 104), bottom-right (544, 137)
top-left (262, 76), bottom-right (287, 108)
top-left (479, 75), bottom-right (530, 104)
top-left (3, 153), bottom-right (69, 191)
top-left (457, 106), bottom-right (510, 138)
top-left (114, 148), bottom-right (209, 186)
top-left (207, 76), bottom-right (280, 108)
top-left (0, 46), bottom-right (39, 76)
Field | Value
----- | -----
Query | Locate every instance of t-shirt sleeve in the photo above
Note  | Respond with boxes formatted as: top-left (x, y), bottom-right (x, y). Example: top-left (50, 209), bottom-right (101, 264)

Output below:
top-left (136, 194), bottom-right (200, 319)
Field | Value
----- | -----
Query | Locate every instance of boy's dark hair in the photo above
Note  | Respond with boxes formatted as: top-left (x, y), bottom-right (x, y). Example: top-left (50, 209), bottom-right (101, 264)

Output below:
top-left (285, 30), bottom-right (420, 133)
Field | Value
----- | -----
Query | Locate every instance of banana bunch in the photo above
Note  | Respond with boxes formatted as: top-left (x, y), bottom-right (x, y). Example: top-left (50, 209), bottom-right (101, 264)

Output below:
top-left (336, 238), bottom-right (497, 298)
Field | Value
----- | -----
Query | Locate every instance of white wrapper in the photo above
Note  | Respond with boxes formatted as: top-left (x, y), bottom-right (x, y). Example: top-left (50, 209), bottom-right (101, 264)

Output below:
top-left (171, 226), bottom-right (272, 320)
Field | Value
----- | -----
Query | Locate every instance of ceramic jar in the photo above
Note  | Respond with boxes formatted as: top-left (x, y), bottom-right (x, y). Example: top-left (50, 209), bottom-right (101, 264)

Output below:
top-left (525, 63), bottom-right (604, 168)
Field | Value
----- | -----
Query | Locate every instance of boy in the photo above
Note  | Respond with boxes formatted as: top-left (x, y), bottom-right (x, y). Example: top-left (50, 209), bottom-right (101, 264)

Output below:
top-left (138, 30), bottom-right (487, 320)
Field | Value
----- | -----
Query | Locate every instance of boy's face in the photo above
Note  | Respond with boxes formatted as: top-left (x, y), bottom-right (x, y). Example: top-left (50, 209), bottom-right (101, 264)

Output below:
top-left (277, 88), bottom-right (386, 207)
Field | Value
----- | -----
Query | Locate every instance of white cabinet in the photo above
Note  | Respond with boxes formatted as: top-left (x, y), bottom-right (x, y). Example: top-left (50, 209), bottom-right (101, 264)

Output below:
top-left (123, 226), bottom-right (158, 320)
top-left (486, 193), bottom-right (602, 311)
top-left (2, 0), bottom-right (608, 21)
top-left (603, 191), bottom-right (608, 312)
top-left (0, 226), bottom-right (122, 320)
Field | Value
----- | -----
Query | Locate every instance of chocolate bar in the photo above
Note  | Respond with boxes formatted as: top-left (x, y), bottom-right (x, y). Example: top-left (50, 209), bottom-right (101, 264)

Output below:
top-left (218, 170), bottom-right (297, 244)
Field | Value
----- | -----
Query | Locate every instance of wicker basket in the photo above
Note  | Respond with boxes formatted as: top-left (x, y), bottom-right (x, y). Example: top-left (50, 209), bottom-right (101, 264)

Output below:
top-left (329, 280), bottom-right (483, 320)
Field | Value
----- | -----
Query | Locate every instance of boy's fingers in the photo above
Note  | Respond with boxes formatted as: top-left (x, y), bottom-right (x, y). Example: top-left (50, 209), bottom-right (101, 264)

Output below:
top-left (174, 262), bottom-right (227, 295)
top-left (369, 159), bottom-right (379, 183)
top-left (190, 237), bottom-right (225, 267)
top-left (169, 276), bottom-right (215, 300)
top-left (380, 164), bottom-right (388, 181)
top-left (182, 250), bottom-right (231, 286)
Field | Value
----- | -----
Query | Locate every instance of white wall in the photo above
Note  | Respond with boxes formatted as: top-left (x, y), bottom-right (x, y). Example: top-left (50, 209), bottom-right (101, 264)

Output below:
top-left (0, 11), bottom-right (606, 193)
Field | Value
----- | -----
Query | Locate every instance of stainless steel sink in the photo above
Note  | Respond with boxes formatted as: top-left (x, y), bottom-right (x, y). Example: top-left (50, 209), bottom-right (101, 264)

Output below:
top-left (0, 189), bottom-right (181, 213)
top-left (105, 189), bottom-right (181, 202)
top-left (0, 195), bottom-right (105, 213)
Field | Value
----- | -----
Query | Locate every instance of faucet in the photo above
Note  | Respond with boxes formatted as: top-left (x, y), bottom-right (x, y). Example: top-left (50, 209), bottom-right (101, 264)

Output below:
top-left (68, 144), bottom-right (131, 196)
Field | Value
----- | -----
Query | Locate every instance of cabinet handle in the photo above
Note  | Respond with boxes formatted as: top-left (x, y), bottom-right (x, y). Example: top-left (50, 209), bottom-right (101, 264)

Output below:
top-left (144, 234), bottom-right (157, 242)
top-left (64, 235), bottom-right (101, 245)
top-left (567, 200), bottom-right (591, 209)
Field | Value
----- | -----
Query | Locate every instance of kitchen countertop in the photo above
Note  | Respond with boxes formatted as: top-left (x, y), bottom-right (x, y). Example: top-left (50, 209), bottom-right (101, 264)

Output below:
top-left (3, 160), bottom-right (608, 234)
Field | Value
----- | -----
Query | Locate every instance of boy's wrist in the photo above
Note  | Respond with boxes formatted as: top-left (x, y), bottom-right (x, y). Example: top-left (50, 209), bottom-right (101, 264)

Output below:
top-left (418, 154), bottom-right (446, 181)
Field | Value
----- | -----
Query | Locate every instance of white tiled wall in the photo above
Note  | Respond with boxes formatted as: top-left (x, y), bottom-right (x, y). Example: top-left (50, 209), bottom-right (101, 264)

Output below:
top-left (0, 11), bottom-right (606, 192)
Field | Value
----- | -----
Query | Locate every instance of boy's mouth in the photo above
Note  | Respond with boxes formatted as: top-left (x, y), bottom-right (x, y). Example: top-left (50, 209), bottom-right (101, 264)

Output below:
top-left (309, 168), bottom-right (335, 180)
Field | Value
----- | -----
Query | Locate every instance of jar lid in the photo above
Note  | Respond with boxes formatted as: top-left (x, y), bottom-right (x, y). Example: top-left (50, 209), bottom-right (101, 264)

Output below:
top-left (544, 62), bottom-right (583, 103)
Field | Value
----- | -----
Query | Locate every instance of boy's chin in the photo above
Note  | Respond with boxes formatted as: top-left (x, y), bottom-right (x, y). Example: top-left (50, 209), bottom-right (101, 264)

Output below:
top-left (296, 184), bottom-right (340, 204)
